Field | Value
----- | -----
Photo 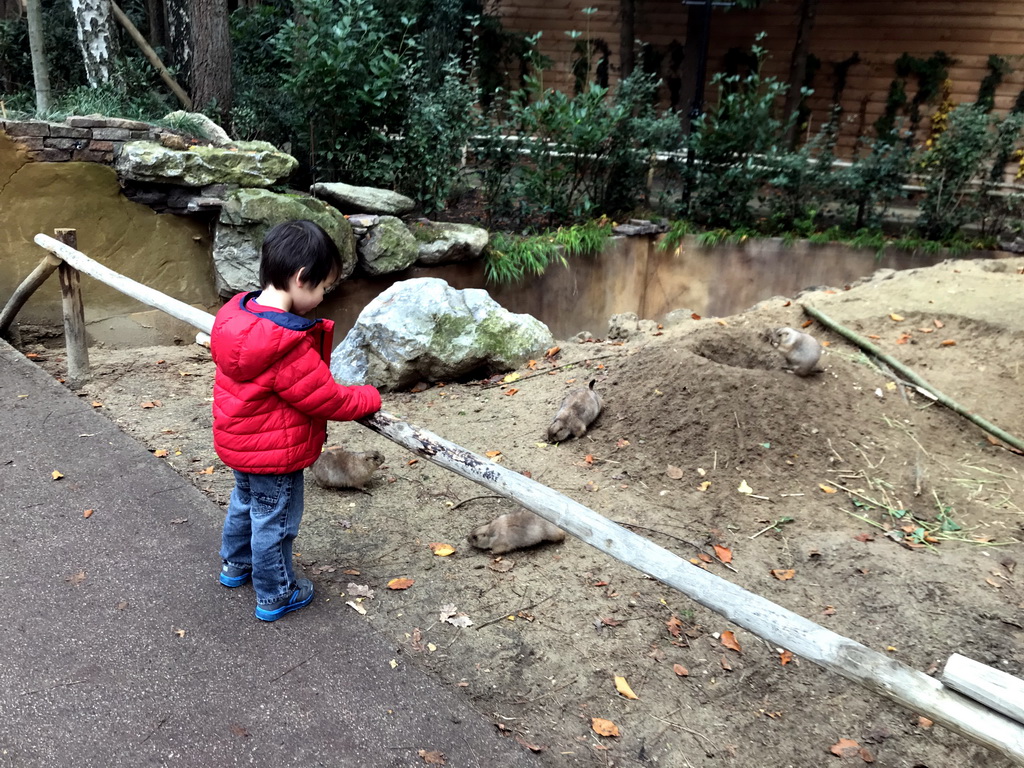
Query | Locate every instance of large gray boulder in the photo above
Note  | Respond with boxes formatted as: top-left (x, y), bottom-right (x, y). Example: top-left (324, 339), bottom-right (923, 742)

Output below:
top-left (331, 278), bottom-right (554, 391)
top-left (213, 189), bottom-right (356, 296)
top-left (358, 216), bottom-right (419, 276)
top-left (116, 140), bottom-right (297, 187)
top-left (413, 221), bottom-right (490, 265)
top-left (311, 182), bottom-right (415, 215)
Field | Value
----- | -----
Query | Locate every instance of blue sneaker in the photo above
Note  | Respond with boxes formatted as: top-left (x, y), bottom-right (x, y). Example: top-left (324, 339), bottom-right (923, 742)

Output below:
top-left (254, 579), bottom-right (314, 622)
top-left (219, 562), bottom-right (252, 588)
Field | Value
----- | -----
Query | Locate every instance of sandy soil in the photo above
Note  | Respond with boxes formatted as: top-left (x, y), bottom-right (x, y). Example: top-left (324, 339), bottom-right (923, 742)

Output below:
top-left (27, 256), bottom-right (1024, 767)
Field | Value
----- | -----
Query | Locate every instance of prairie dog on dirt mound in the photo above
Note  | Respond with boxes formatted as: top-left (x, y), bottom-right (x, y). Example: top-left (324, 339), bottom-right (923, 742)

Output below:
top-left (770, 327), bottom-right (822, 376)
top-left (467, 510), bottom-right (566, 555)
top-left (311, 447), bottom-right (385, 490)
top-left (547, 379), bottom-right (603, 442)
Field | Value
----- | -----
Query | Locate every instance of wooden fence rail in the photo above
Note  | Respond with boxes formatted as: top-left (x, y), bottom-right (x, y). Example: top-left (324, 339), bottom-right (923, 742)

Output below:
top-left (3, 230), bottom-right (1023, 764)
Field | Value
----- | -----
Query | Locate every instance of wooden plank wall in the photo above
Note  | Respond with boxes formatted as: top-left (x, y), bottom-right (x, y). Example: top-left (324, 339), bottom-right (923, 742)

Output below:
top-left (496, 0), bottom-right (1024, 150)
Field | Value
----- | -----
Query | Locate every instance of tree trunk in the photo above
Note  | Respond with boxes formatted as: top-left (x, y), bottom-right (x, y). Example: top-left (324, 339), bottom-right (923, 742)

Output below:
top-left (145, 0), bottom-right (167, 53)
top-left (0, 0), bottom-right (21, 21)
top-left (679, 2), bottom-right (708, 132)
top-left (186, 0), bottom-right (232, 118)
top-left (25, 0), bottom-right (50, 113)
top-left (619, 0), bottom-right (635, 81)
top-left (69, 0), bottom-right (118, 87)
top-left (781, 0), bottom-right (819, 146)
top-left (164, 0), bottom-right (192, 89)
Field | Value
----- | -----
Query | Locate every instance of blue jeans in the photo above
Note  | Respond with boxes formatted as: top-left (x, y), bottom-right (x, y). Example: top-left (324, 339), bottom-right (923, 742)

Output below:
top-left (220, 469), bottom-right (305, 605)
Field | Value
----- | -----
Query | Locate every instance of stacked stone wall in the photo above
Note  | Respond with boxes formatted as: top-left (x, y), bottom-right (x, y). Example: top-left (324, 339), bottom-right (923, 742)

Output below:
top-left (0, 116), bottom-right (158, 164)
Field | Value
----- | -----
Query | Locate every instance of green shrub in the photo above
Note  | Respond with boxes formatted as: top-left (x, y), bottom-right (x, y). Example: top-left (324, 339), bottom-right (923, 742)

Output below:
top-left (683, 35), bottom-right (796, 228)
top-left (916, 105), bottom-right (1024, 240)
top-left (483, 219), bottom-right (611, 284)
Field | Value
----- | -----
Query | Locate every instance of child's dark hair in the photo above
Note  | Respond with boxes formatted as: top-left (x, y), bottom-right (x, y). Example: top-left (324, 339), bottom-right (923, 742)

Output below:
top-left (259, 220), bottom-right (342, 290)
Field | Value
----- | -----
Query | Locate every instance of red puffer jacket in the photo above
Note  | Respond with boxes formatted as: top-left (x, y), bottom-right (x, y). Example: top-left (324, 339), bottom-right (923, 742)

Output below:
top-left (210, 292), bottom-right (382, 474)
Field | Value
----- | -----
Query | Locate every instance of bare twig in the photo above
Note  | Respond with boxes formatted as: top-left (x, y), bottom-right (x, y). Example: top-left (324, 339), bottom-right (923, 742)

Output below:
top-left (614, 521), bottom-right (738, 572)
top-left (477, 594), bottom-right (555, 630)
top-left (480, 353), bottom-right (624, 390)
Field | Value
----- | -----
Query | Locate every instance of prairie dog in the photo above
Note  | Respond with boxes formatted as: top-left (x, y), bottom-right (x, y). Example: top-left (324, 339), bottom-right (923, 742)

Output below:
top-left (467, 511), bottom-right (566, 555)
top-left (311, 447), bottom-right (385, 490)
top-left (547, 379), bottom-right (603, 442)
top-left (770, 327), bottom-right (822, 376)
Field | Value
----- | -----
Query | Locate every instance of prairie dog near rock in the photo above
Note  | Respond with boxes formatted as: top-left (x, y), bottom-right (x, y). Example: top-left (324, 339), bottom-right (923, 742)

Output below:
top-left (310, 447), bottom-right (385, 490)
top-left (467, 510), bottom-right (566, 555)
top-left (770, 326), bottom-right (822, 376)
top-left (547, 379), bottom-right (603, 442)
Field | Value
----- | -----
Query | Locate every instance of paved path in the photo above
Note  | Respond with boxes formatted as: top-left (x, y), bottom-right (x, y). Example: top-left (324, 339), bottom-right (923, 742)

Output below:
top-left (0, 340), bottom-right (538, 767)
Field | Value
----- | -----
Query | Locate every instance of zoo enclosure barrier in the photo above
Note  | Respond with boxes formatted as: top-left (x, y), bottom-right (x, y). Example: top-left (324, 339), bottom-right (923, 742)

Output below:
top-left (3, 228), bottom-right (1024, 765)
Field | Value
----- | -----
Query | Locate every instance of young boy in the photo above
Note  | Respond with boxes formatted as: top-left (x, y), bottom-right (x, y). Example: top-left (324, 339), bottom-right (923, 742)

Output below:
top-left (210, 220), bottom-right (381, 621)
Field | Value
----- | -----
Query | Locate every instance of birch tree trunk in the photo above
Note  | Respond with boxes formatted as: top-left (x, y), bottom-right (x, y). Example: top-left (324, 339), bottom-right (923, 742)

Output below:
top-left (25, 0), bottom-right (51, 113)
top-left (69, 0), bottom-right (118, 86)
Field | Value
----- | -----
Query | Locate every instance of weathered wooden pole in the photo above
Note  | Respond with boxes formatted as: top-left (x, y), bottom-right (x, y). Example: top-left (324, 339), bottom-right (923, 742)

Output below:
top-left (55, 229), bottom-right (90, 388)
top-left (33, 234), bottom-right (214, 334)
top-left (359, 410), bottom-right (1024, 765)
top-left (0, 254), bottom-right (61, 337)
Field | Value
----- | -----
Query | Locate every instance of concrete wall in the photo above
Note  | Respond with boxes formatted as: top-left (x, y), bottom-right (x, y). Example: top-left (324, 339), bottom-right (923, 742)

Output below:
top-left (0, 131), bottom-right (221, 346)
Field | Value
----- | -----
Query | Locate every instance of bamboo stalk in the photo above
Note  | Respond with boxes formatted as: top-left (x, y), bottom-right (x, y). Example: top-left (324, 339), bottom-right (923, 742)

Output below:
top-left (359, 410), bottom-right (1024, 764)
top-left (109, 0), bottom-right (192, 110)
top-left (802, 303), bottom-right (1024, 453)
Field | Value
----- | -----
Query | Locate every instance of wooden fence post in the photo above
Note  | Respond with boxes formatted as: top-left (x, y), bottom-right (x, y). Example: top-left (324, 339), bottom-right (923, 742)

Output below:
top-left (55, 229), bottom-right (89, 388)
top-left (0, 253), bottom-right (61, 338)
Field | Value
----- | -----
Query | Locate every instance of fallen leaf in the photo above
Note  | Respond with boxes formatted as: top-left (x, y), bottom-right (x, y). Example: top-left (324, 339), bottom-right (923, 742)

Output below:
top-left (831, 738), bottom-right (862, 758)
top-left (584, 454), bottom-right (595, 465)
top-left (918, 716), bottom-right (933, 729)
top-left (801, 319), bottom-right (813, 328)
top-left (713, 544), bottom-right (733, 563)
top-left (614, 676), bottom-right (638, 700)
top-left (66, 570), bottom-right (86, 586)
top-left (153, 449), bottom-right (169, 458)
top-left (600, 617), bottom-right (622, 627)
top-left (690, 312), bottom-right (701, 320)
top-left (545, 346), bottom-right (561, 357)
top-left (666, 465), bottom-right (684, 480)
top-left (889, 313), bottom-right (904, 322)
top-left (591, 718), bottom-right (620, 737)
top-left (484, 450), bottom-right (502, 458)
top-left (666, 616), bottom-right (683, 638)
top-left (918, 327), bottom-right (935, 333)
top-left (502, 372), bottom-right (520, 383)
top-left (346, 600), bottom-right (367, 615)
top-left (819, 484), bottom-right (837, 494)
top-left (673, 664), bottom-right (689, 677)
top-left (771, 569), bottom-right (796, 581)
top-left (417, 749), bottom-right (446, 765)
top-left (854, 533), bottom-right (874, 542)
top-left (779, 649), bottom-right (794, 665)
top-left (514, 735), bottom-right (545, 752)
top-left (198, 466), bottom-right (214, 474)
top-left (616, 438), bottom-right (630, 448)
top-left (487, 559), bottom-right (514, 573)
top-left (429, 542), bottom-right (456, 557)
top-left (720, 654), bottom-right (733, 670)
top-left (867, 334), bottom-right (881, 340)
top-left (25, 352), bottom-right (41, 359)
top-left (407, 459), bottom-right (419, 466)
top-left (503, 388), bottom-right (519, 396)
top-left (387, 578), bottom-right (414, 590)
top-left (721, 630), bottom-right (742, 653)
top-left (83, 509), bottom-right (94, 519)
top-left (933, 318), bottom-right (944, 329)
top-left (716, 319), bottom-right (729, 326)
top-left (737, 480), bottom-right (753, 494)
top-left (860, 747), bottom-right (875, 763)
top-left (698, 553), bottom-right (713, 563)
top-left (52, 470), bottom-right (64, 480)
top-left (699, 481), bottom-right (711, 491)
top-left (91, 401), bottom-right (103, 408)
top-left (823, 605), bottom-right (836, 615)
top-left (526, 360), bottom-right (537, 370)
top-left (783, 300), bottom-right (791, 307)
top-left (896, 332), bottom-right (912, 344)
top-left (140, 401), bottom-right (162, 409)
top-left (940, 339), bottom-right (956, 346)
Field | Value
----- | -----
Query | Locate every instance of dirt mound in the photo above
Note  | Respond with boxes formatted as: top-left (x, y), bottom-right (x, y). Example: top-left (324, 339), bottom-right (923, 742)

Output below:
top-left (31, 256), bottom-right (1024, 767)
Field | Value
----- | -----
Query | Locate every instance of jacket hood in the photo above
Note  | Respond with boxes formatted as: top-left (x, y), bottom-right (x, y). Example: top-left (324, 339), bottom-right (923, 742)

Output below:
top-left (212, 292), bottom-right (330, 381)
